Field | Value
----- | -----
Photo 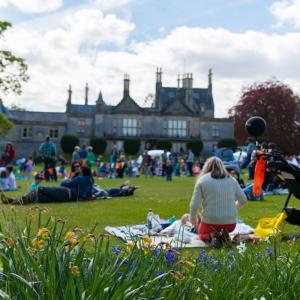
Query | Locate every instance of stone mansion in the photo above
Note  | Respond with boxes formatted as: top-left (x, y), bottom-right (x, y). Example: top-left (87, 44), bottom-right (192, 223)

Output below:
top-left (3, 69), bottom-right (233, 157)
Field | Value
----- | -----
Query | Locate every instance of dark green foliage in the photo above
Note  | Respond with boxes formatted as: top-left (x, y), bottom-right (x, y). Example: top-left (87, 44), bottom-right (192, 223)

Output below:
top-left (186, 139), bottom-right (203, 154)
top-left (60, 134), bottom-right (79, 154)
top-left (156, 140), bottom-right (172, 151)
top-left (217, 138), bottom-right (238, 149)
top-left (0, 21), bottom-right (29, 96)
top-left (123, 139), bottom-right (141, 155)
top-left (90, 137), bottom-right (107, 154)
top-left (0, 112), bottom-right (14, 136)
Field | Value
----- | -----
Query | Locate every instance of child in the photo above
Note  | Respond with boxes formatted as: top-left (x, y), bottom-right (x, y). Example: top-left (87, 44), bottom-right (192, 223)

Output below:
top-left (24, 156), bottom-right (33, 180)
top-left (0, 169), bottom-right (7, 190)
top-left (243, 183), bottom-right (264, 201)
top-left (165, 160), bottom-right (173, 181)
top-left (29, 173), bottom-right (43, 192)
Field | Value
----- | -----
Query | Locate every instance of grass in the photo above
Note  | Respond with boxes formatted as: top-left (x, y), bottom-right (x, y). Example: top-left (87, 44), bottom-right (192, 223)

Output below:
top-left (2, 175), bottom-right (300, 238)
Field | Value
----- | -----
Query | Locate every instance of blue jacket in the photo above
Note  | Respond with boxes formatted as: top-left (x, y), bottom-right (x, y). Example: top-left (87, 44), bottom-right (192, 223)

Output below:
top-left (61, 176), bottom-right (93, 200)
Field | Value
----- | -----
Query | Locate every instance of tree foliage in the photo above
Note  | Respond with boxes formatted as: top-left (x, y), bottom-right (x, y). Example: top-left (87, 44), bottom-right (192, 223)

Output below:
top-left (217, 138), bottom-right (238, 149)
top-left (60, 134), bottom-right (79, 154)
top-left (0, 112), bottom-right (13, 136)
top-left (156, 140), bottom-right (172, 151)
top-left (123, 139), bottom-right (141, 155)
top-left (0, 21), bottom-right (29, 98)
top-left (229, 80), bottom-right (300, 154)
top-left (90, 137), bottom-right (107, 154)
top-left (186, 139), bottom-right (203, 154)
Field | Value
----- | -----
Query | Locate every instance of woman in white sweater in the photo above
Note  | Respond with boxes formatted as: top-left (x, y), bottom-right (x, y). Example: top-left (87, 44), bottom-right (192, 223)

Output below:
top-left (189, 157), bottom-right (247, 241)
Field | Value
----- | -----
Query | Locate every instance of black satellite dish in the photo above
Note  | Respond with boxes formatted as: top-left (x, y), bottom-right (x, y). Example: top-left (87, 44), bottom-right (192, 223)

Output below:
top-left (245, 116), bottom-right (267, 138)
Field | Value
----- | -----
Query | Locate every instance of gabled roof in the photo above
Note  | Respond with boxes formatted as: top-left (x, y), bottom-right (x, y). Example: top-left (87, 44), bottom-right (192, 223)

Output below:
top-left (112, 96), bottom-right (143, 114)
top-left (161, 95), bottom-right (195, 115)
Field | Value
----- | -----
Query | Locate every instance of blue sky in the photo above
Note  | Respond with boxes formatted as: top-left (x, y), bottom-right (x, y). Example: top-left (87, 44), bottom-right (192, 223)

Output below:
top-left (1, 0), bottom-right (300, 116)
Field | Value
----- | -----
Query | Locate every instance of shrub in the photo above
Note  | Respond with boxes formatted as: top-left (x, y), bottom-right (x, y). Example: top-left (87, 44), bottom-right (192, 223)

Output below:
top-left (60, 134), bottom-right (79, 154)
top-left (217, 138), bottom-right (238, 149)
top-left (90, 137), bottom-right (107, 154)
top-left (123, 139), bottom-right (141, 155)
top-left (156, 140), bottom-right (172, 151)
top-left (186, 139), bottom-right (203, 154)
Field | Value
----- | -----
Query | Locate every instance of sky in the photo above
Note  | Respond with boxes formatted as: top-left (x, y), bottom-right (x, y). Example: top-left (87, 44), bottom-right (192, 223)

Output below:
top-left (1, 0), bottom-right (300, 117)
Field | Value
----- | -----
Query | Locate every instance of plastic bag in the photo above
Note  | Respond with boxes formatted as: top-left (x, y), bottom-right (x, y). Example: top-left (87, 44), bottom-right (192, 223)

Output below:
top-left (254, 212), bottom-right (287, 238)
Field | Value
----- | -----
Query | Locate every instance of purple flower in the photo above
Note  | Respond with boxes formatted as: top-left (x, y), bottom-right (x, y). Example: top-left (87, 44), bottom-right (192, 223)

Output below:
top-left (199, 249), bottom-right (207, 261)
top-left (123, 258), bottom-right (129, 265)
top-left (164, 250), bottom-right (176, 266)
top-left (117, 271), bottom-right (123, 277)
top-left (112, 246), bottom-right (121, 255)
top-left (266, 247), bottom-right (273, 257)
top-left (153, 248), bottom-right (161, 257)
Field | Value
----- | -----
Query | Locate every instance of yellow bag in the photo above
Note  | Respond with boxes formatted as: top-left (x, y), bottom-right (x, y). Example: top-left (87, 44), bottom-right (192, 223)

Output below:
top-left (254, 212), bottom-right (287, 238)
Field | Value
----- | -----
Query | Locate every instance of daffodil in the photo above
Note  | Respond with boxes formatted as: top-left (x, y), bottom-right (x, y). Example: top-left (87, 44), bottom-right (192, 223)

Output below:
top-left (6, 238), bottom-right (14, 248)
top-left (183, 260), bottom-right (195, 270)
top-left (37, 228), bottom-right (50, 239)
top-left (83, 234), bottom-right (95, 242)
top-left (173, 271), bottom-right (185, 281)
top-left (71, 265), bottom-right (80, 276)
top-left (126, 241), bottom-right (134, 250)
top-left (142, 235), bottom-right (152, 245)
top-left (142, 245), bottom-right (150, 254)
top-left (69, 238), bottom-right (79, 247)
top-left (65, 231), bottom-right (75, 241)
top-left (32, 238), bottom-right (45, 249)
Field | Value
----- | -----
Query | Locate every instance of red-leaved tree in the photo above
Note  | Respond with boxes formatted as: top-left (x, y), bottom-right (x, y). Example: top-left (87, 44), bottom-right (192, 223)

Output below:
top-left (229, 80), bottom-right (300, 154)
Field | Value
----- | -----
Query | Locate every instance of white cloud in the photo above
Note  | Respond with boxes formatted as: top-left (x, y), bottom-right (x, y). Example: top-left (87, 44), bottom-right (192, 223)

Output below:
top-left (270, 0), bottom-right (300, 28)
top-left (0, 0), bottom-right (63, 13)
top-left (94, 0), bottom-right (133, 11)
top-left (2, 5), bottom-right (300, 118)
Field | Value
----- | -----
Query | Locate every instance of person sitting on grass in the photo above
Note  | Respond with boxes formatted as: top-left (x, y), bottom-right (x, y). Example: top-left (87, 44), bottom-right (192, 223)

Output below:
top-left (29, 173), bottom-right (44, 192)
top-left (189, 157), bottom-right (247, 248)
top-left (4, 165), bottom-right (18, 191)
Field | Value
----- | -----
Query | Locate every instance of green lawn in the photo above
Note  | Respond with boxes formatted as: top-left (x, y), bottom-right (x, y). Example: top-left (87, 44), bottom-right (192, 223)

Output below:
top-left (2, 175), bottom-right (300, 238)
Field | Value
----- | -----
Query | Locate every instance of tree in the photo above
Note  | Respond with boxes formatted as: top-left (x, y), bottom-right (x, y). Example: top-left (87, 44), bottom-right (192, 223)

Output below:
top-left (123, 139), bottom-right (141, 155)
top-left (0, 112), bottom-right (13, 136)
top-left (60, 134), bottom-right (79, 154)
top-left (0, 21), bottom-right (29, 98)
top-left (229, 80), bottom-right (300, 154)
top-left (217, 138), bottom-right (238, 149)
top-left (186, 139), bottom-right (203, 154)
top-left (90, 137), bottom-right (107, 154)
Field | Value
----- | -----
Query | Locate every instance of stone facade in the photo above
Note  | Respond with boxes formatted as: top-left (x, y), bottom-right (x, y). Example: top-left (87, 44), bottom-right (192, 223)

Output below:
top-left (2, 69), bottom-right (234, 157)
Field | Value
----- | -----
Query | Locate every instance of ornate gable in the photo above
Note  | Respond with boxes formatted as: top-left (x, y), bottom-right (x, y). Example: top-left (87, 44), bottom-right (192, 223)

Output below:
top-left (162, 98), bottom-right (194, 115)
top-left (112, 96), bottom-right (143, 114)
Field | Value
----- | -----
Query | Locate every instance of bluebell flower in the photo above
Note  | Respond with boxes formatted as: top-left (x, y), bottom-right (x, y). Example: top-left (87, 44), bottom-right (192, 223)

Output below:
top-left (153, 248), bottom-right (161, 257)
top-left (128, 265), bottom-right (135, 272)
top-left (199, 249), bottom-right (207, 261)
top-left (117, 271), bottom-right (123, 277)
top-left (164, 250), bottom-right (176, 266)
top-left (123, 258), bottom-right (129, 265)
top-left (288, 234), bottom-right (297, 241)
top-left (112, 246), bottom-right (121, 255)
top-left (157, 270), bottom-right (164, 276)
top-left (266, 247), bottom-right (273, 257)
top-left (83, 260), bottom-right (90, 269)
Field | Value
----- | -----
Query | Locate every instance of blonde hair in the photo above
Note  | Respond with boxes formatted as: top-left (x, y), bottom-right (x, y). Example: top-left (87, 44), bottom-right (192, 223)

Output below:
top-left (199, 157), bottom-right (229, 179)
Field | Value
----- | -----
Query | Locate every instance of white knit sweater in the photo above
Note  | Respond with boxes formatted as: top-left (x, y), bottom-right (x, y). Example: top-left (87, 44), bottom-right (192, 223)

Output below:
top-left (189, 173), bottom-right (247, 225)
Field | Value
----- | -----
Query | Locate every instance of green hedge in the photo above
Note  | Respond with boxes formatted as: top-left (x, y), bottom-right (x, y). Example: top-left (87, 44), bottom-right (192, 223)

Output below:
top-left (90, 137), bottom-right (107, 154)
top-left (60, 134), bottom-right (79, 154)
top-left (217, 138), bottom-right (238, 149)
top-left (156, 140), bottom-right (172, 151)
top-left (123, 139), bottom-right (141, 155)
top-left (186, 139), bottom-right (203, 154)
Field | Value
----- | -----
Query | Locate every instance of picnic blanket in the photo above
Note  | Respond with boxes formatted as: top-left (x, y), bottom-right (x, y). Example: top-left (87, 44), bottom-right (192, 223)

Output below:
top-left (104, 220), bottom-right (254, 249)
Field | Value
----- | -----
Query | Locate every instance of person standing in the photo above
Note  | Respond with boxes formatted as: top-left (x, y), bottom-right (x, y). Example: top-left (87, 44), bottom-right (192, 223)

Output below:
top-left (79, 145), bottom-right (88, 166)
top-left (187, 149), bottom-right (195, 176)
top-left (72, 146), bottom-right (81, 163)
top-left (2, 143), bottom-right (15, 166)
top-left (189, 157), bottom-right (247, 246)
top-left (39, 135), bottom-right (57, 182)
top-left (142, 150), bottom-right (152, 178)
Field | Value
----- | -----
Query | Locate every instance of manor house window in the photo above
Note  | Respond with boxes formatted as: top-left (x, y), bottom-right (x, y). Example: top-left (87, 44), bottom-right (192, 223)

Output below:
top-left (212, 125), bottom-right (220, 138)
top-left (77, 120), bottom-right (85, 133)
top-left (167, 120), bottom-right (187, 137)
top-left (22, 127), bottom-right (33, 139)
top-left (49, 128), bottom-right (59, 139)
top-left (122, 119), bottom-right (137, 136)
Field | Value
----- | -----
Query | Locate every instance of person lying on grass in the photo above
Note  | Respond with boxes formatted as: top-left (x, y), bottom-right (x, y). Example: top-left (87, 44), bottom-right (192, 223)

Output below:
top-left (1, 166), bottom-right (94, 205)
top-left (189, 157), bottom-right (248, 247)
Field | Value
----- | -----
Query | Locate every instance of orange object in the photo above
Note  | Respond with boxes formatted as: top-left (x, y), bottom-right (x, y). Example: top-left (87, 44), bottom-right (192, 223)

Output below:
top-left (253, 151), bottom-right (266, 197)
top-left (47, 168), bottom-right (53, 175)
top-left (81, 159), bottom-right (87, 167)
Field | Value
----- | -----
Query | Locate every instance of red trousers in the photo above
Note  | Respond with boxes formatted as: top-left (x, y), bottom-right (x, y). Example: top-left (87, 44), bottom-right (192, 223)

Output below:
top-left (198, 222), bottom-right (236, 241)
